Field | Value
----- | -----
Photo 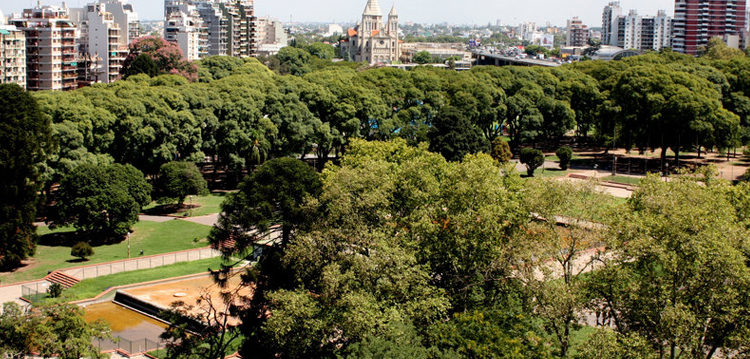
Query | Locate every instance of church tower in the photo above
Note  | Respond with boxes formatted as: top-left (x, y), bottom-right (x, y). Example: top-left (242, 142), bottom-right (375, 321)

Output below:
top-left (361, 0), bottom-right (383, 35)
top-left (387, 5), bottom-right (398, 36)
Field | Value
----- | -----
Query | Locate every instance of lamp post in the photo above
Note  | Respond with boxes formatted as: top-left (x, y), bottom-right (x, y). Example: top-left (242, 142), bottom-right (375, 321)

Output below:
top-left (127, 231), bottom-right (131, 258)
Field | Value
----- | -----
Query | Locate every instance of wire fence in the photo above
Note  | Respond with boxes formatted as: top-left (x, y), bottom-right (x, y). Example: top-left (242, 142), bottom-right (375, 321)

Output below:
top-left (63, 247), bottom-right (220, 280)
top-left (95, 336), bottom-right (167, 356)
top-left (21, 281), bottom-right (51, 303)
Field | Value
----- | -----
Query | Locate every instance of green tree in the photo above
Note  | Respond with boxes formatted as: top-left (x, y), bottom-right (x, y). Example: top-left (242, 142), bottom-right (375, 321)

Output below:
top-left (276, 46), bottom-right (312, 76)
top-left (519, 148), bottom-right (544, 176)
top-left (0, 84), bottom-right (51, 269)
top-left (413, 51), bottom-right (432, 64)
top-left (47, 282), bottom-right (64, 298)
top-left (155, 161), bottom-right (209, 206)
top-left (555, 146), bottom-right (573, 170)
top-left (210, 158), bottom-right (321, 253)
top-left (304, 42), bottom-right (336, 60)
top-left (52, 163), bottom-right (151, 241)
top-left (589, 174), bottom-right (750, 358)
top-left (428, 106), bottom-right (489, 162)
top-left (490, 137), bottom-right (513, 163)
top-left (70, 241), bottom-right (94, 261)
top-left (122, 53), bottom-right (159, 78)
top-left (0, 302), bottom-right (111, 359)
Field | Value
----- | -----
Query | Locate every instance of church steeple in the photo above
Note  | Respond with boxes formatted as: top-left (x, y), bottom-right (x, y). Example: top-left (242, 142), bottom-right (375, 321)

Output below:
top-left (387, 4), bottom-right (398, 35)
top-left (363, 0), bottom-right (382, 16)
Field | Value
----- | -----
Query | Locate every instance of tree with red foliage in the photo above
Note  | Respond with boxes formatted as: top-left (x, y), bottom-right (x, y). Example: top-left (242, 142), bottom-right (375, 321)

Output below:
top-left (121, 36), bottom-right (198, 81)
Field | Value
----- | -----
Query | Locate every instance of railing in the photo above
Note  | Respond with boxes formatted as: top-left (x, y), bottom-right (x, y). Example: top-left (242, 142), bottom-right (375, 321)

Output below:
top-left (95, 336), bottom-right (167, 356)
top-left (21, 281), bottom-right (51, 302)
top-left (63, 247), bottom-right (219, 281)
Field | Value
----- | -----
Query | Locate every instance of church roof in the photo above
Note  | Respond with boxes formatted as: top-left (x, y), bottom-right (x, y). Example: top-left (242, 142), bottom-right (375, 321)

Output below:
top-left (348, 28), bottom-right (358, 37)
top-left (363, 0), bottom-right (382, 16)
top-left (389, 4), bottom-right (397, 16)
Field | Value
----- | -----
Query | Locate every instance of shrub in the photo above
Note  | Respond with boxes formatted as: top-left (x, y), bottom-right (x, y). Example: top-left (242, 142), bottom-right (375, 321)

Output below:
top-left (47, 283), bottom-right (64, 298)
top-left (556, 146), bottom-right (573, 170)
top-left (491, 138), bottom-right (513, 163)
top-left (519, 148), bottom-right (545, 177)
top-left (71, 242), bottom-right (94, 261)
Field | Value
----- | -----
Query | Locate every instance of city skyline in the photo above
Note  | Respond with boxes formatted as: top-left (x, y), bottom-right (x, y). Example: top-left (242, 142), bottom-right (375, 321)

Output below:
top-left (3, 0), bottom-right (676, 27)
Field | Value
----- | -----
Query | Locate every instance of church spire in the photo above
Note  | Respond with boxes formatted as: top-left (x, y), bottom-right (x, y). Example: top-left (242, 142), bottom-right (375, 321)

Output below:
top-left (363, 0), bottom-right (382, 16)
top-left (389, 4), bottom-right (397, 17)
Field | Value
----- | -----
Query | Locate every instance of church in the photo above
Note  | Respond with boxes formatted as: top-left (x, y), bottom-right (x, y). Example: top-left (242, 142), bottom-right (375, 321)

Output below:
top-left (340, 0), bottom-right (401, 64)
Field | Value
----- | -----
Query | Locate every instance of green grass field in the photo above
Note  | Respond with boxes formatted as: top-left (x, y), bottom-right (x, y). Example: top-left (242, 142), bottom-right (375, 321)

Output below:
top-left (143, 193), bottom-right (228, 217)
top-left (521, 168), bottom-right (571, 178)
top-left (57, 257), bottom-right (229, 302)
top-left (601, 175), bottom-right (643, 186)
top-left (0, 220), bottom-right (212, 285)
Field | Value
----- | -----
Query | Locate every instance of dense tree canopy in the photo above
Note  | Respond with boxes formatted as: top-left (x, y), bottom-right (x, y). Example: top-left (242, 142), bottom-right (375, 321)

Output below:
top-left (51, 163), bottom-right (151, 240)
top-left (0, 84), bottom-right (51, 269)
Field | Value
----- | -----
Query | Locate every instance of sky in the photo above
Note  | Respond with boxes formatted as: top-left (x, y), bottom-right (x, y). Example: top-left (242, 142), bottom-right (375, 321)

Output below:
top-left (1, 0), bottom-right (675, 27)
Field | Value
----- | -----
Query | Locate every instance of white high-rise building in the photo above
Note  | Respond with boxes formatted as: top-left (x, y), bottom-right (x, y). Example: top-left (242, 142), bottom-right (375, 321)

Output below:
top-left (69, 0), bottom-right (137, 83)
top-left (164, 4), bottom-right (206, 61)
top-left (602, 1), bottom-right (622, 46)
top-left (601, 3), bottom-right (672, 50)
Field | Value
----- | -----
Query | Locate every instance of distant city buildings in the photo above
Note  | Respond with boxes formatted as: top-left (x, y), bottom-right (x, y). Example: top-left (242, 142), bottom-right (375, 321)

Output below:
top-left (601, 2), bottom-right (672, 51)
top-left (11, 5), bottom-right (79, 91)
top-left (0, 11), bottom-right (26, 88)
top-left (163, 0), bottom-right (258, 60)
top-left (68, 0), bottom-right (139, 83)
top-left (566, 17), bottom-right (590, 46)
top-left (340, 0), bottom-right (401, 64)
top-left (672, 0), bottom-right (747, 55)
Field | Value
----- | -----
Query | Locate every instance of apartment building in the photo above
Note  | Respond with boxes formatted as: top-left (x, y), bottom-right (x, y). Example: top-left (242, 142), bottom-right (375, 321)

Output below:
top-left (164, 0), bottom-right (257, 59)
top-left (672, 0), bottom-right (747, 55)
top-left (256, 17), bottom-right (287, 46)
top-left (12, 5), bottom-right (79, 91)
top-left (566, 17), bottom-right (590, 46)
top-left (165, 5), bottom-right (206, 61)
top-left (0, 18), bottom-right (27, 89)
top-left (602, 4), bottom-right (672, 50)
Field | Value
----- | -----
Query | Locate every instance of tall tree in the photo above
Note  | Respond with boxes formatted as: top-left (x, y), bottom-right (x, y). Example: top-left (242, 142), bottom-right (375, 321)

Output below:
top-left (428, 106), bottom-right (489, 162)
top-left (52, 163), bottom-right (151, 241)
top-left (0, 84), bottom-right (51, 269)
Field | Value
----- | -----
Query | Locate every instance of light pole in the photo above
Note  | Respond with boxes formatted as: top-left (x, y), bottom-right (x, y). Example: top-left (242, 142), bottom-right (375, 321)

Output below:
top-left (127, 231), bottom-right (130, 258)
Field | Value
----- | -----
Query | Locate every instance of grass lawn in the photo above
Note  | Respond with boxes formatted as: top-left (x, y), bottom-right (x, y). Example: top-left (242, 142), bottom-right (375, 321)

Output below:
top-left (0, 220), bottom-right (212, 285)
top-left (57, 257), bottom-right (229, 302)
top-left (143, 193), bottom-right (228, 217)
top-left (521, 168), bottom-right (571, 178)
top-left (601, 175), bottom-right (642, 186)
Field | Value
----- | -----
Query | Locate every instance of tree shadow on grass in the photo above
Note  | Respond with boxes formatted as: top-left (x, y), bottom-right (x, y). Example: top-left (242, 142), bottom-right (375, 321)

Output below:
top-left (37, 231), bottom-right (80, 247)
top-left (143, 203), bottom-right (200, 216)
top-left (66, 258), bottom-right (88, 263)
top-left (38, 231), bottom-right (126, 247)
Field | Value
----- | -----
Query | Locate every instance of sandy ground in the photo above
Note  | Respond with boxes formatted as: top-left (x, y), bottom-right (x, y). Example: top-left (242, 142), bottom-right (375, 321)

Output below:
top-left (122, 274), bottom-right (251, 326)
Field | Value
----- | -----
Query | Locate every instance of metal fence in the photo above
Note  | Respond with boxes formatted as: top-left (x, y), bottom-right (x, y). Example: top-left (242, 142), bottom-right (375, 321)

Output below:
top-left (21, 281), bottom-right (51, 303)
top-left (63, 248), bottom-right (220, 280)
top-left (95, 336), bottom-right (167, 356)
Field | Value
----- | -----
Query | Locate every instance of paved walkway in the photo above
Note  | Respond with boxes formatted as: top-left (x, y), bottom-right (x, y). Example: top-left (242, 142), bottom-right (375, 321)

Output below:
top-left (179, 213), bottom-right (219, 226)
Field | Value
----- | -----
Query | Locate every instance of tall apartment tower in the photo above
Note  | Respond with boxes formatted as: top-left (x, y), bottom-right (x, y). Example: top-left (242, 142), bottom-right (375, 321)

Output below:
top-left (164, 0), bottom-right (257, 59)
top-left (602, 1), bottom-right (622, 46)
top-left (0, 12), bottom-right (27, 89)
top-left (566, 17), bottom-right (590, 46)
top-left (69, 0), bottom-right (137, 83)
top-left (672, 0), bottom-right (748, 55)
top-left (11, 5), bottom-right (79, 91)
top-left (602, 3), bottom-right (673, 50)
top-left (165, 3), bottom-right (207, 60)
